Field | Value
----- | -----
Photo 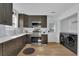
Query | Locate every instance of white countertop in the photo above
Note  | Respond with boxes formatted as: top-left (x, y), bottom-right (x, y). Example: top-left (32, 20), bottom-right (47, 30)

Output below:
top-left (0, 32), bottom-right (31, 44)
top-left (0, 32), bottom-right (48, 44)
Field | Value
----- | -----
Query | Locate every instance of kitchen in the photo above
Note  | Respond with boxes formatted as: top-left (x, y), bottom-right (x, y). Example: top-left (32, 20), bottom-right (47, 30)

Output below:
top-left (0, 3), bottom-right (78, 56)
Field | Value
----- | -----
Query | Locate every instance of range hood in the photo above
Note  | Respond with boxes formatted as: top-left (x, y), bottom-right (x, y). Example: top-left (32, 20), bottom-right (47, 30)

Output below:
top-left (32, 21), bottom-right (41, 28)
top-left (32, 21), bottom-right (41, 23)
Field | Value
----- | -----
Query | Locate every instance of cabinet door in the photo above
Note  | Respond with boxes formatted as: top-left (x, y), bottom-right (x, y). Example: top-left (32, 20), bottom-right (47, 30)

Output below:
top-left (23, 15), bottom-right (28, 27)
top-left (3, 3), bottom-right (12, 25)
top-left (28, 16), bottom-right (42, 27)
top-left (41, 16), bottom-right (47, 28)
top-left (18, 14), bottom-right (24, 27)
top-left (16, 38), bottom-right (23, 52)
top-left (0, 3), bottom-right (12, 25)
top-left (0, 44), bottom-right (2, 56)
top-left (22, 35), bottom-right (27, 45)
top-left (42, 35), bottom-right (48, 44)
top-left (2, 35), bottom-right (26, 56)
top-left (25, 35), bottom-right (31, 44)
top-left (17, 37), bottom-right (24, 51)
top-left (18, 14), bottom-right (28, 27)
top-left (16, 35), bottom-right (26, 53)
top-left (0, 4), bottom-right (4, 24)
top-left (3, 39), bottom-right (18, 56)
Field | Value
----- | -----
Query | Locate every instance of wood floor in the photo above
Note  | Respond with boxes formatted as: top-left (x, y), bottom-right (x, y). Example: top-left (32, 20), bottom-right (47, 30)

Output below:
top-left (17, 43), bottom-right (76, 56)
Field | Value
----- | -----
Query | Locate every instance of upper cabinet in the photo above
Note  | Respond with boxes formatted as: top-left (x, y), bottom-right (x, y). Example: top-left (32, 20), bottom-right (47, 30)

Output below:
top-left (18, 14), bottom-right (28, 27)
top-left (41, 16), bottom-right (47, 28)
top-left (28, 16), bottom-right (47, 28)
top-left (24, 15), bottom-right (28, 27)
top-left (28, 16), bottom-right (42, 27)
top-left (0, 3), bottom-right (12, 25)
top-left (18, 14), bottom-right (47, 28)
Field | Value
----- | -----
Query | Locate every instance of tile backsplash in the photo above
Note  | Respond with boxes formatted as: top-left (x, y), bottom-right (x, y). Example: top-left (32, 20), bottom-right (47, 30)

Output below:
top-left (0, 24), bottom-right (24, 37)
top-left (0, 25), bottom-right (6, 37)
top-left (0, 24), bottom-right (48, 37)
top-left (24, 28), bottom-right (48, 34)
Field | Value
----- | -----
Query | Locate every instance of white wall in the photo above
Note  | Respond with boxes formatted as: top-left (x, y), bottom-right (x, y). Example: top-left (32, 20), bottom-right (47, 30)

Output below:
top-left (12, 9), bottom-right (19, 28)
top-left (47, 4), bottom-right (79, 43)
top-left (54, 4), bottom-right (79, 55)
top-left (60, 13), bottom-right (77, 33)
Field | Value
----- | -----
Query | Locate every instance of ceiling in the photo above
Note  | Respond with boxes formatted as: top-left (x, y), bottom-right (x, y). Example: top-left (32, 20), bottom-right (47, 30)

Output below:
top-left (13, 3), bottom-right (77, 17)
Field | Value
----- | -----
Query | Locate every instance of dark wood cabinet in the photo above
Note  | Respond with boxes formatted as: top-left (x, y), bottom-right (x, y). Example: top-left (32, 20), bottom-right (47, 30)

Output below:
top-left (0, 3), bottom-right (12, 25)
top-left (24, 15), bottom-right (28, 27)
top-left (18, 14), bottom-right (28, 27)
top-left (18, 14), bottom-right (23, 27)
top-left (18, 15), bottom-right (47, 28)
top-left (42, 35), bottom-right (48, 44)
top-left (2, 35), bottom-right (26, 56)
top-left (25, 35), bottom-right (31, 44)
top-left (3, 39), bottom-right (18, 56)
top-left (0, 4), bottom-right (4, 24)
top-left (17, 35), bottom-right (26, 52)
top-left (0, 44), bottom-right (2, 56)
top-left (3, 3), bottom-right (12, 25)
top-left (28, 16), bottom-right (41, 27)
top-left (28, 16), bottom-right (47, 28)
top-left (41, 16), bottom-right (47, 28)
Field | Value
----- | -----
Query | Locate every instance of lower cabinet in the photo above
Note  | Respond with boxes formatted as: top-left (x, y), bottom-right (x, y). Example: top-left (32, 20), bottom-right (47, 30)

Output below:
top-left (17, 35), bottom-right (26, 52)
top-left (3, 39), bottom-right (18, 56)
top-left (42, 35), bottom-right (48, 44)
top-left (1, 35), bottom-right (27, 56)
top-left (26, 35), bottom-right (31, 44)
top-left (0, 44), bottom-right (2, 56)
